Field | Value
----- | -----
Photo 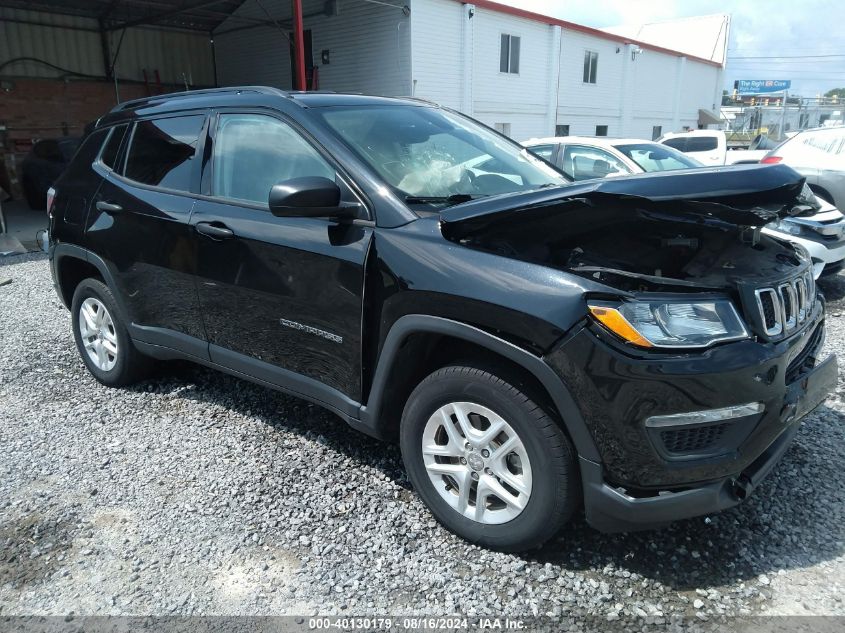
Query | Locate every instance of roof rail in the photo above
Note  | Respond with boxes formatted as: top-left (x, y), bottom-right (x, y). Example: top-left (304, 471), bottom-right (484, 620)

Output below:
top-left (110, 86), bottom-right (290, 113)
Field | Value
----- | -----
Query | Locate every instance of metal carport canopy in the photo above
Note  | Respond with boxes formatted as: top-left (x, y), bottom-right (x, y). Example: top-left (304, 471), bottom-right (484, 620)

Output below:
top-left (0, 0), bottom-right (310, 90)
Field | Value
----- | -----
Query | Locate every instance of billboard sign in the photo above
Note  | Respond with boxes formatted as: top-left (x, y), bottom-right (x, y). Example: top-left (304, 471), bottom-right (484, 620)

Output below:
top-left (735, 79), bottom-right (791, 94)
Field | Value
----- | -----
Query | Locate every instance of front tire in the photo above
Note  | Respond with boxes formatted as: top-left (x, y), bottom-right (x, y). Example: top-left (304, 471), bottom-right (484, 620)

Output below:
top-left (71, 279), bottom-right (152, 387)
top-left (400, 365), bottom-right (580, 551)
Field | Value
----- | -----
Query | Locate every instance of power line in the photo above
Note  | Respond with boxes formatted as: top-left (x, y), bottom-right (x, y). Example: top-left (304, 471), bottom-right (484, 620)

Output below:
top-left (729, 54), bottom-right (845, 60)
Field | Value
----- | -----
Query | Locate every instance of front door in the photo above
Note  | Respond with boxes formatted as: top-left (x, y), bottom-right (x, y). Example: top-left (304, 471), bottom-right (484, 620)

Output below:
top-left (192, 112), bottom-right (371, 402)
top-left (86, 113), bottom-right (208, 358)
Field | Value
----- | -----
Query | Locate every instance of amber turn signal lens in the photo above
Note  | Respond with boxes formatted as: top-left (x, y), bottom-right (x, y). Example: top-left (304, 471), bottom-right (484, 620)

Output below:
top-left (588, 305), bottom-right (653, 348)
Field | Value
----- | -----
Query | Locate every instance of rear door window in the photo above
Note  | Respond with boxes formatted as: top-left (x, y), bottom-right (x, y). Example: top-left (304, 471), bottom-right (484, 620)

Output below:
top-left (124, 115), bottom-right (206, 191)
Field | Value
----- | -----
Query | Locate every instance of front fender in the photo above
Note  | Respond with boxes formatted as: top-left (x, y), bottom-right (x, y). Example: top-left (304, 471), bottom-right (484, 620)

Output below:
top-left (356, 314), bottom-right (600, 462)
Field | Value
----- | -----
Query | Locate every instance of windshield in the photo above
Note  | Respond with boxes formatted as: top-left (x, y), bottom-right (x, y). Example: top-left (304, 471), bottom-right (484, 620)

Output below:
top-left (614, 142), bottom-right (703, 172)
top-left (315, 105), bottom-right (567, 206)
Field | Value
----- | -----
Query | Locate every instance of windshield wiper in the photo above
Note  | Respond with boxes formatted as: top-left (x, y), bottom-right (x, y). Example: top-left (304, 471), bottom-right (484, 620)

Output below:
top-left (404, 193), bottom-right (479, 205)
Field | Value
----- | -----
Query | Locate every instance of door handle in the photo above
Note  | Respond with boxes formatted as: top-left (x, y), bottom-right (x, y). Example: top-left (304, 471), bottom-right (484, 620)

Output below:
top-left (96, 201), bottom-right (123, 214)
top-left (195, 222), bottom-right (234, 239)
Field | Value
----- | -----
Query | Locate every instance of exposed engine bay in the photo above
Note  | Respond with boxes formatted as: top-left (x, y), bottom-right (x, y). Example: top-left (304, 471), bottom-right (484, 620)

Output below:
top-left (451, 203), bottom-right (806, 292)
top-left (439, 165), bottom-right (818, 293)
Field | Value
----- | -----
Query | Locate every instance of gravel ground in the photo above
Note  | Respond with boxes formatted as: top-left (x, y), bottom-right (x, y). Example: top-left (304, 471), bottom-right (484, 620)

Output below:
top-left (1, 252), bottom-right (844, 619)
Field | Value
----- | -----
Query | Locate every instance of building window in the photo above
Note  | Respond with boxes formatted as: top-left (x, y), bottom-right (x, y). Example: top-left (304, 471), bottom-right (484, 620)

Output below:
top-left (583, 50), bottom-right (598, 84)
top-left (555, 124), bottom-right (570, 137)
top-left (652, 125), bottom-right (662, 140)
top-left (595, 125), bottom-right (608, 136)
top-left (500, 34), bottom-right (520, 74)
top-left (494, 122), bottom-right (512, 137)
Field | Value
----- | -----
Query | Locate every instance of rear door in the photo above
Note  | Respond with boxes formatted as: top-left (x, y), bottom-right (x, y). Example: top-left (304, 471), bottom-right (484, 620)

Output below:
top-left (191, 110), bottom-right (372, 403)
top-left (85, 112), bottom-right (209, 358)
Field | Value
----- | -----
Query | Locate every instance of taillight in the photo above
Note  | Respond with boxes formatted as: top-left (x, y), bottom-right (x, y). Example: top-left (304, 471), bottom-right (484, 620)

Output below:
top-left (46, 187), bottom-right (56, 215)
top-left (760, 156), bottom-right (782, 164)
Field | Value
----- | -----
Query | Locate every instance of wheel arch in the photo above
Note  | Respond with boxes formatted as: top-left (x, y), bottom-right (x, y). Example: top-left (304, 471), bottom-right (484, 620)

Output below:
top-left (355, 315), bottom-right (600, 462)
top-left (52, 244), bottom-right (129, 320)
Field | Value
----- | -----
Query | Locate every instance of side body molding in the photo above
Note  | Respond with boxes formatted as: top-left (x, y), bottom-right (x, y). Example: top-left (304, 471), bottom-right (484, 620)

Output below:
top-left (357, 315), bottom-right (600, 462)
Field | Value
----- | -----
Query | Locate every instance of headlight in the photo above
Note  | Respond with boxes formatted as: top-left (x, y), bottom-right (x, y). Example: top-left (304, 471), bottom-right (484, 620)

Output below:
top-left (769, 219), bottom-right (802, 236)
top-left (588, 298), bottom-right (749, 349)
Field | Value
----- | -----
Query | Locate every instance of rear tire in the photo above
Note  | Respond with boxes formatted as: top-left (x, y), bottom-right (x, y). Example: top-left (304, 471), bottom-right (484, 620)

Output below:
top-left (71, 279), bottom-right (152, 387)
top-left (400, 364), bottom-right (580, 551)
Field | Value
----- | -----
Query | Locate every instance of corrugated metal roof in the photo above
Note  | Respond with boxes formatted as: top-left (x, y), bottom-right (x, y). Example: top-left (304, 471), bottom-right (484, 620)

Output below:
top-left (0, 0), bottom-right (248, 32)
top-left (0, 7), bottom-right (215, 85)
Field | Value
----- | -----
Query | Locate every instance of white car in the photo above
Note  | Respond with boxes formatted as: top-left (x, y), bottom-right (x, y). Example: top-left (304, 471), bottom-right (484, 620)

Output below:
top-left (522, 136), bottom-right (702, 180)
top-left (522, 136), bottom-right (845, 278)
top-left (659, 130), bottom-right (771, 166)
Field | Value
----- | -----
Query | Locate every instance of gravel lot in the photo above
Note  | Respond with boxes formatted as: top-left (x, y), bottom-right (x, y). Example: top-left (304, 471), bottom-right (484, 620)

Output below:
top-left (1, 252), bottom-right (844, 619)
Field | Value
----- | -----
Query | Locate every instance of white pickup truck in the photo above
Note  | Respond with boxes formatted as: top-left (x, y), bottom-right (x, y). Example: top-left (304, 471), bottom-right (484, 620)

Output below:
top-left (659, 130), bottom-right (775, 166)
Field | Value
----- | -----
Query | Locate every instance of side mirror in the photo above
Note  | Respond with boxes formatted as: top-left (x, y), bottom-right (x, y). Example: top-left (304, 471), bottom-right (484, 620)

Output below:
top-left (268, 176), bottom-right (358, 219)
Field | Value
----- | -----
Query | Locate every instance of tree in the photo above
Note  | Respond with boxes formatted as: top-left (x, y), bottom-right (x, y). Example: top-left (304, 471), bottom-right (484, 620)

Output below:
top-left (824, 88), bottom-right (845, 100)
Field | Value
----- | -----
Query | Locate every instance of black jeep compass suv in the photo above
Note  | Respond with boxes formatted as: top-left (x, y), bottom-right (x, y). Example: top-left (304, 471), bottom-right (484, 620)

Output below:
top-left (48, 87), bottom-right (837, 551)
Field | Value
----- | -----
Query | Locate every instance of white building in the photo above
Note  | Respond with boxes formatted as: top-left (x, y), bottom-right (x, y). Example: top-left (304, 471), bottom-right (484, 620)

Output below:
top-left (213, 0), bottom-right (727, 140)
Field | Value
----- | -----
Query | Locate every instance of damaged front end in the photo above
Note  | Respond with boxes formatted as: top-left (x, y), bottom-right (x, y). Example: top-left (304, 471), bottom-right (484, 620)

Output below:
top-left (441, 164), bottom-right (820, 348)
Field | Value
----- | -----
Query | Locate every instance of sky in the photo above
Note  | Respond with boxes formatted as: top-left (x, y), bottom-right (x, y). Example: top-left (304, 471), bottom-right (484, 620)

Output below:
top-left (495, 0), bottom-right (845, 98)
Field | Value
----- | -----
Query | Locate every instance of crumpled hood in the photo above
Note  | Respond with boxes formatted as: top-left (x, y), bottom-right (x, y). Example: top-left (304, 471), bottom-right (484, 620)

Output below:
top-left (440, 164), bottom-right (810, 239)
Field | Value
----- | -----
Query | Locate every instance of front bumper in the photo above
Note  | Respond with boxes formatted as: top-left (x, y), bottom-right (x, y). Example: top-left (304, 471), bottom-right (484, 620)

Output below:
top-left (545, 298), bottom-right (837, 530)
top-left (580, 353), bottom-right (837, 532)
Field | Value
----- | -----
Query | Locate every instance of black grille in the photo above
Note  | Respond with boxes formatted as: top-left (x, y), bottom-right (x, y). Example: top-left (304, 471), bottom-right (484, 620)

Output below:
top-left (782, 288), bottom-right (793, 322)
top-left (660, 423), bottom-right (730, 454)
top-left (760, 292), bottom-right (777, 330)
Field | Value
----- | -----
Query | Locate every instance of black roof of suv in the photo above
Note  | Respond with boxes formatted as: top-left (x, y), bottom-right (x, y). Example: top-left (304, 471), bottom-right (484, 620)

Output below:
top-left (48, 87), bottom-right (836, 551)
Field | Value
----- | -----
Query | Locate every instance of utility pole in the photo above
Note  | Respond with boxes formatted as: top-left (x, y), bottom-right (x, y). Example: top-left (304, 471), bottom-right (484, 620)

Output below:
top-left (779, 89), bottom-right (788, 139)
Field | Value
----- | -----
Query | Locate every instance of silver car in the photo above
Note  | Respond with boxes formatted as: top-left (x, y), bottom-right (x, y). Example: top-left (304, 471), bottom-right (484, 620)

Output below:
top-left (524, 135), bottom-right (845, 278)
top-left (762, 126), bottom-right (845, 208)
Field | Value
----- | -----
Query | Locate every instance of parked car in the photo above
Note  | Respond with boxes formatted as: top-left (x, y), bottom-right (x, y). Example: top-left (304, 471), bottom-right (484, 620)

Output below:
top-left (760, 126), bottom-right (845, 208)
top-left (659, 130), bottom-right (771, 166)
top-left (21, 137), bottom-right (81, 209)
top-left (48, 88), bottom-right (836, 551)
top-left (522, 136), bottom-right (702, 178)
top-left (523, 136), bottom-right (845, 278)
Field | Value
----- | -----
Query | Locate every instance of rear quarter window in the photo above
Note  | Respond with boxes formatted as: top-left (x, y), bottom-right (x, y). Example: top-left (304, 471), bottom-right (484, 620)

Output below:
top-left (100, 124), bottom-right (128, 170)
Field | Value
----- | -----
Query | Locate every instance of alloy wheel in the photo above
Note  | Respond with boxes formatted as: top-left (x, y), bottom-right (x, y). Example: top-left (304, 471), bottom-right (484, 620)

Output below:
top-left (421, 401), bottom-right (533, 524)
top-left (78, 297), bottom-right (119, 372)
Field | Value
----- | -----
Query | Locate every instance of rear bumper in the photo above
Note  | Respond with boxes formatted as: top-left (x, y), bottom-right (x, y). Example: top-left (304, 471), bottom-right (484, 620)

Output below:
top-left (581, 353), bottom-right (837, 532)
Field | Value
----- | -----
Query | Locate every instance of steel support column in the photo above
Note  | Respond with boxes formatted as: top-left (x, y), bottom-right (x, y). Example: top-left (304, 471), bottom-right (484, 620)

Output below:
top-left (292, 0), bottom-right (306, 91)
